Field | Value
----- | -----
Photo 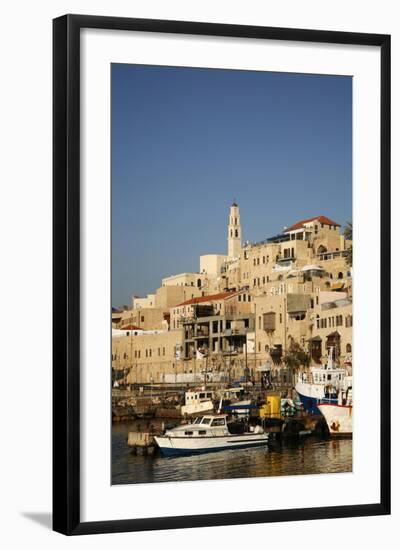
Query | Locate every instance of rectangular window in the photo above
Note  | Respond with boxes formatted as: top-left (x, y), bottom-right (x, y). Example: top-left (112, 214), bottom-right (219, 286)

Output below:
top-left (279, 313), bottom-right (282, 323)
top-left (211, 418), bottom-right (225, 426)
top-left (201, 418), bottom-right (211, 425)
top-left (162, 347), bottom-right (165, 356)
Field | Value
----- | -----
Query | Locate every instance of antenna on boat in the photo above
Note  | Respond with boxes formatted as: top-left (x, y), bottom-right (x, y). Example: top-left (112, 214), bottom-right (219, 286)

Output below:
top-left (327, 346), bottom-right (334, 370)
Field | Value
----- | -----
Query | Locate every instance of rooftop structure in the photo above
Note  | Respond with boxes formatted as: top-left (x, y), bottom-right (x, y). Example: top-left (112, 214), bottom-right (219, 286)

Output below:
top-left (285, 215), bottom-right (341, 232)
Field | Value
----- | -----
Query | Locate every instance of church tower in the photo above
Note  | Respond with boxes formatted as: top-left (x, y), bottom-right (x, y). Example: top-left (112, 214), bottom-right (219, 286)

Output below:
top-left (227, 201), bottom-right (242, 259)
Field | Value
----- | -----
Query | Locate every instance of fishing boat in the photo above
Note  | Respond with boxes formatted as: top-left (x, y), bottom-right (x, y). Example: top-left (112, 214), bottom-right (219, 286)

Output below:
top-left (317, 385), bottom-right (353, 436)
top-left (294, 347), bottom-right (349, 415)
top-left (181, 389), bottom-right (214, 416)
top-left (218, 387), bottom-right (253, 416)
top-left (154, 414), bottom-right (269, 456)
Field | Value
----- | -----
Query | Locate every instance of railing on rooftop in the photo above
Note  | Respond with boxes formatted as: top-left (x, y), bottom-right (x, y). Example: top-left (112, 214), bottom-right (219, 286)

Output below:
top-left (317, 250), bottom-right (349, 261)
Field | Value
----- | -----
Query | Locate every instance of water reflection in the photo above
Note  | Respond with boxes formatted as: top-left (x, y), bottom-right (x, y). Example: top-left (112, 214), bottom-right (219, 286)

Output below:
top-left (112, 422), bottom-right (352, 485)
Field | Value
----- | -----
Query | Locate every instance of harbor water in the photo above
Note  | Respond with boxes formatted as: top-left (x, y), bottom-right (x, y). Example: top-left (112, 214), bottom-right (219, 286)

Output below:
top-left (112, 420), bottom-right (352, 485)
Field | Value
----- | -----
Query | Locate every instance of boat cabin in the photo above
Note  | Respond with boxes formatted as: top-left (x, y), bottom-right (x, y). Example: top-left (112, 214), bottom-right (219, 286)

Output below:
top-left (184, 390), bottom-right (213, 405)
top-left (192, 415), bottom-right (227, 427)
top-left (165, 415), bottom-right (229, 438)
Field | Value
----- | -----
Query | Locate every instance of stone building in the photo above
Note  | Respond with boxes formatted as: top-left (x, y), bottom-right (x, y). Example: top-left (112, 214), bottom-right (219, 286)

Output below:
top-left (112, 203), bottom-right (352, 384)
top-left (112, 329), bottom-right (184, 384)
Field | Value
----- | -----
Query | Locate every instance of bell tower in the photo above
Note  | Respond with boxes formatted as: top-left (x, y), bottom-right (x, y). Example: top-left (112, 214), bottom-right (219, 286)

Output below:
top-left (227, 201), bottom-right (242, 259)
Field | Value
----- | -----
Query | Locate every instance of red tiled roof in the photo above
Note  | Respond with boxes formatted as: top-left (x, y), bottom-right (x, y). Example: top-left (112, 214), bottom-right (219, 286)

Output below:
top-left (176, 291), bottom-right (235, 307)
top-left (285, 215), bottom-right (340, 232)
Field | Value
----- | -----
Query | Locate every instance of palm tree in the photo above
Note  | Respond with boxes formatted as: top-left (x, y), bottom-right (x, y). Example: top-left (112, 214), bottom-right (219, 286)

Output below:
top-left (343, 221), bottom-right (352, 240)
top-left (343, 221), bottom-right (353, 267)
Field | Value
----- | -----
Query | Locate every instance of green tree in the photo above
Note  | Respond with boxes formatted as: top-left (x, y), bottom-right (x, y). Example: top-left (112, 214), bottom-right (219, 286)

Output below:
top-left (343, 221), bottom-right (353, 267)
top-left (282, 341), bottom-right (311, 371)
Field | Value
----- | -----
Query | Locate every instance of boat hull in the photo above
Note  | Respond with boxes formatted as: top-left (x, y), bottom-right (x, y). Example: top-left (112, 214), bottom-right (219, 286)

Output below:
top-left (295, 383), bottom-right (339, 415)
top-left (296, 391), bottom-right (323, 415)
top-left (317, 404), bottom-right (352, 436)
top-left (155, 433), bottom-right (269, 456)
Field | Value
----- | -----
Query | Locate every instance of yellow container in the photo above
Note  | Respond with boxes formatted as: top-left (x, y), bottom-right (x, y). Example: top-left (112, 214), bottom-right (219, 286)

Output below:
top-left (259, 394), bottom-right (281, 418)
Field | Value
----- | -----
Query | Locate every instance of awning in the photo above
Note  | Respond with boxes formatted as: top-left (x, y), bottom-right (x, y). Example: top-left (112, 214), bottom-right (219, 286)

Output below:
top-left (301, 264), bottom-right (324, 271)
top-left (307, 335), bottom-right (322, 342)
top-left (257, 362), bottom-right (272, 372)
top-left (331, 283), bottom-right (345, 290)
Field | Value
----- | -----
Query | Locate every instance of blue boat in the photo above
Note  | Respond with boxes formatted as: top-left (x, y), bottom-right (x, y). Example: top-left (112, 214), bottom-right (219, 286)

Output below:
top-left (294, 348), bottom-right (349, 415)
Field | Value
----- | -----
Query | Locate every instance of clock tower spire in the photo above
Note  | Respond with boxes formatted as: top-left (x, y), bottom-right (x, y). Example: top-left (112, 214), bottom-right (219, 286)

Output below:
top-left (227, 200), bottom-right (242, 259)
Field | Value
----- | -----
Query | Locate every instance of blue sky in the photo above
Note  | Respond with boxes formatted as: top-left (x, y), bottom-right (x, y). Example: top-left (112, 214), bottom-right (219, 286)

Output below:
top-left (112, 64), bottom-right (352, 306)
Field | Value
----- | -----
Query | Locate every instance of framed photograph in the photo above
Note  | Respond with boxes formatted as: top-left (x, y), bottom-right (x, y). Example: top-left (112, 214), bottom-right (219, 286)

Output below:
top-left (53, 14), bottom-right (391, 535)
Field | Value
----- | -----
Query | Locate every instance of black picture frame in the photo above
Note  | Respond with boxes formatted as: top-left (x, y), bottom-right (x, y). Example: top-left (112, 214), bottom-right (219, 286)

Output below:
top-left (53, 14), bottom-right (391, 535)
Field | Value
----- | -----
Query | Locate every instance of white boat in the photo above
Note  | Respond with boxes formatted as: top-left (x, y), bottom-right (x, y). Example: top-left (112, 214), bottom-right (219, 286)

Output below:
top-left (318, 385), bottom-right (353, 436)
top-left (181, 389), bottom-right (214, 416)
top-left (155, 414), bottom-right (269, 456)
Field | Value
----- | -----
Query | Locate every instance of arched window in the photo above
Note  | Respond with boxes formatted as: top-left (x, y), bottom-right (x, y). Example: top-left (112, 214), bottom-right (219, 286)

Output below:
top-left (346, 343), bottom-right (352, 353)
top-left (338, 272), bottom-right (343, 279)
top-left (317, 245), bottom-right (327, 254)
top-left (316, 315), bottom-right (320, 329)
top-left (197, 279), bottom-right (201, 288)
top-left (235, 229), bottom-right (238, 237)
